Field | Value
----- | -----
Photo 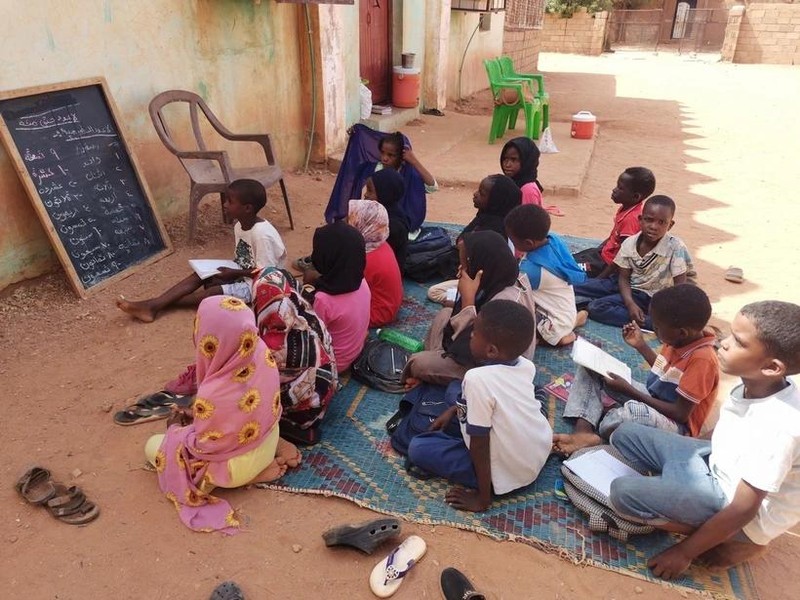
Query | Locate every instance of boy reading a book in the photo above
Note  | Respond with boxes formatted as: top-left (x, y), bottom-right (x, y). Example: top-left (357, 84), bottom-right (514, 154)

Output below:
top-left (609, 300), bottom-right (800, 579)
top-left (407, 300), bottom-right (552, 512)
top-left (553, 284), bottom-right (718, 456)
top-left (116, 179), bottom-right (286, 322)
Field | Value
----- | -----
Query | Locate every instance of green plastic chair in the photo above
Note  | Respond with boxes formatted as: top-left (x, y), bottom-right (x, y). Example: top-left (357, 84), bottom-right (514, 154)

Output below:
top-left (483, 58), bottom-right (542, 144)
top-left (498, 55), bottom-right (550, 132)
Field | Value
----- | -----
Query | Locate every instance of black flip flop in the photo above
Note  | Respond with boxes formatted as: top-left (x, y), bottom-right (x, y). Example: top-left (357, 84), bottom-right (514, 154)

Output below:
top-left (323, 517), bottom-right (401, 554)
top-left (113, 404), bottom-right (172, 426)
top-left (209, 581), bottom-right (245, 600)
top-left (441, 567), bottom-right (485, 600)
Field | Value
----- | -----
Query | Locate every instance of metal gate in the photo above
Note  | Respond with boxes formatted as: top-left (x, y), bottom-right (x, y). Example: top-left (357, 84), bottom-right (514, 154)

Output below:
top-left (607, 8), bottom-right (728, 53)
top-left (607, 9), bottom-right (663, 50)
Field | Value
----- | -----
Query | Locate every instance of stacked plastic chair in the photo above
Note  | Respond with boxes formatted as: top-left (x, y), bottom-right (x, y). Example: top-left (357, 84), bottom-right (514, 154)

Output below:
top-left (497, 55), bottom-right (550, 132)
top-left (483, 58), bottom-right (543, 144)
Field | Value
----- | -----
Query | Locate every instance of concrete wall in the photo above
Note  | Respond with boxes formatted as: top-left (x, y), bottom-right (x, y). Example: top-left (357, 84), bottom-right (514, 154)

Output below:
top-left (0, 0), bottom-right (308, 291)
top-left (541, 10), bottom-right (609, 56)
top-left (733, 3), bottom-right (800, 64)
top-left (503, 27), bottom-right (543, 74)
top-left (448, 10), bottom-right (507, 101)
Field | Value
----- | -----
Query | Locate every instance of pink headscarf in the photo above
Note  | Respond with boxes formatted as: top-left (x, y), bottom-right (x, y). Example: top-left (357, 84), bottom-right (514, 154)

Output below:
top-left (347, 199), bottom-right (389, 253)
top-left (155, 295), bottom-right (281, 534)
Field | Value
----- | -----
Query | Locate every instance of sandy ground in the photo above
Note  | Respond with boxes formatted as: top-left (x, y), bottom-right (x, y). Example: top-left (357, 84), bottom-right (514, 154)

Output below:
top-left (2, 52), bottom-right (800, 599)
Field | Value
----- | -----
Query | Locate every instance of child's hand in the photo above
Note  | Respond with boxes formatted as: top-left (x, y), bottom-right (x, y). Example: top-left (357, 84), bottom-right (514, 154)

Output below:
top-left (445, 486), bottom-right (490, 512)
top-left (429, 406), bottom-right (457, 431)
top-left (604, 373), bottom-right (635, 397)
top-left (622, 321), bottom-right (645, 348)
top-left (626, 303), bottom-right (646, 326)
top-left (647, 545), bottom-right (693, 580)
top-left (216, 267), bottom-right (241, 283)
top-left (402, 147), bottom-right (418, 166)
top-left (167, 406), bottom-right (193, 428)
top-left (457, 269), bottom-right (483, 306)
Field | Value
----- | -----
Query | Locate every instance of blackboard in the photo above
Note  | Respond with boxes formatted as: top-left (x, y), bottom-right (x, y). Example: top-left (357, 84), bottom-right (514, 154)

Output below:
top-left (0, 78), bottom-right (171, 297)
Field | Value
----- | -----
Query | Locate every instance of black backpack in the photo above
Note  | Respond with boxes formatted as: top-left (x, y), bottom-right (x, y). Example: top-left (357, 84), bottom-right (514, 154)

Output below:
top-left (404, 246), bottom-right (459, 282)
top-left (387, 381), bottom-right (462, 457)
top-left (351, 339), bottom-right (410, 394)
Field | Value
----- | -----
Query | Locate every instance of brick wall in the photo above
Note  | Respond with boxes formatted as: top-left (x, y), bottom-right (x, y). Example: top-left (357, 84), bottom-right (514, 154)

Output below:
top-left (733, 3), bottom-right (800, 64)
top-left (541, 9), bottom-right (609, 56)
top-left (503, 27), bottom-right (543, 73)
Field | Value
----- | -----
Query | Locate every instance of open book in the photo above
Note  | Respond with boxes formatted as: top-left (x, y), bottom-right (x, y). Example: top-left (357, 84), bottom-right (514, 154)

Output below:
top-left (563, 449), bottom-right (643, 497)
top-left (188, 259), bottom-right (240, 280)
top-left (571, 337), bottom-right (632, 383)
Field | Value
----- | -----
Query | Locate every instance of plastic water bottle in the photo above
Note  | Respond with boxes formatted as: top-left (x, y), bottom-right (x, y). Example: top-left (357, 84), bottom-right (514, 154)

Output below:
top-left (377, 328), bottom-right (425, 353)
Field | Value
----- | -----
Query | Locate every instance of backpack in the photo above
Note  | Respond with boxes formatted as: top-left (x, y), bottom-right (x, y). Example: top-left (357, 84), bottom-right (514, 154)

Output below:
top-left (407, 226), bottom-right (452, 253)
top-left (404, 246), bottom-right (459, 282)
top-left (388, 381), bottom-right (462, 457)
top-left (351, 339), bottom-right (410, 394)
top-left (560, 445), bottom-right (655, 541)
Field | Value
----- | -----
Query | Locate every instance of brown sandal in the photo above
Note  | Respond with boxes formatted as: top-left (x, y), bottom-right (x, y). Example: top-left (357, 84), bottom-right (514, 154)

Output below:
top-left (16, 467), bottom-right (57, 505)
top-left (47, 485), bottom-right (86, 515)
top-left (57, 500), bottom-right (100, 525)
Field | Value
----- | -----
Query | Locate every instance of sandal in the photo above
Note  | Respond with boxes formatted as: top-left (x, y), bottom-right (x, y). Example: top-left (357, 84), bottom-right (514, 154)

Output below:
top-left (725, 266), bottom-right (744, 283)
top-left (323, 518), bottom-right (401, 554)
top-left (369, 535), bottom-right (427, 598)
top-left (56, 500), bottom-right (100, 525)
top-left (440, 567), bottom-right (485, 600)
top-left (209, 581), bottom-right (245, 600)
top-left (113, 403), bottom-right (172, 426)
top-left (293, 255), bottom-right (314, 271)
top-left (16, 467), bottom-right (57, 505)
top-left (46, 484), bottom-right (85, 512)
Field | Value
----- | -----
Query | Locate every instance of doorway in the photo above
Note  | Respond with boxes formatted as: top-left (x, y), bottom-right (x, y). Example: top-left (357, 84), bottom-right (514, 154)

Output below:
top-left (359, 0), bottom-right (392, 104)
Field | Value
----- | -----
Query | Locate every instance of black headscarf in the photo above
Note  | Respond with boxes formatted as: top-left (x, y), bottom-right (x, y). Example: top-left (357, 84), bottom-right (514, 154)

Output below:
top-left (442, 230), bottom-right (519, 366)
top-left (310, 221), bottom-right (366, 295)
top-left (370, 168), bottom-right (409, 229)
top-left (462, 174), bottom-right (522, 238)
top-left (501, 137), bottom-right (543, 192)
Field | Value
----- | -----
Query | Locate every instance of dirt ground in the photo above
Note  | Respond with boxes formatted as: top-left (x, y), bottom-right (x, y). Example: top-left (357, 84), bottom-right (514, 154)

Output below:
top-left (2, 52), bottom-right (799, 599)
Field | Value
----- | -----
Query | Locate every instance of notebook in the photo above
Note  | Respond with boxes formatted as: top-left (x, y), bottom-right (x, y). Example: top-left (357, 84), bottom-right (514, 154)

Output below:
top-left (188, 259), bottom-right (240, 280)
top-left (571, 337), bottom-right (632, 383)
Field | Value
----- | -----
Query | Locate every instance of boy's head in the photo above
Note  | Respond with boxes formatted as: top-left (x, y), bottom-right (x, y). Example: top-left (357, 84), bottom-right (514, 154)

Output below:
top-left (719, 301), bottom-right (800, 379)
top-left (649, 284), bottom-right (711, 347)
top-left (378, 132), bottom-right (405, 169)
top-left (638, 195), bottom-right (675, 245)
top-left (226, 179), bottom-right (267, 221)
top-left (504, 204), bottom-right (551, 253)
top-left (470, 299), bottom-right (535, 363)
top-left (612, 167), bottom-right (656, 207)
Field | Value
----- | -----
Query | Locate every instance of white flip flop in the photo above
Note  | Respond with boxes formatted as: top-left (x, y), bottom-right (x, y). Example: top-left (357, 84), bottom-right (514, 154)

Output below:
top-left (368, 535), bottom-right (427, 598)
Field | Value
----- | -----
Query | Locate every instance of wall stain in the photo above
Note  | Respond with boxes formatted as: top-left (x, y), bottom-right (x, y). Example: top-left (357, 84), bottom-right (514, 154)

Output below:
top-left (103, 0), bottom-right (113, 23)
top-left (45, 25), bottom-right (55, 51)
top-left (197, 81), bottom-right (210, 101)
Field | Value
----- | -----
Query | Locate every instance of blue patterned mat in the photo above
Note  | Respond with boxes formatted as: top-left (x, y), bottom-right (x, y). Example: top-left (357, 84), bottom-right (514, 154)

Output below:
top-left (263, 231), bottom-right (757, 600)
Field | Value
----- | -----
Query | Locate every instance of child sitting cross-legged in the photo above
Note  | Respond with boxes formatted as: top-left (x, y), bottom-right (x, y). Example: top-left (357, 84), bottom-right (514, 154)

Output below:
top-left (608, 301), bottom-right (800, 579)
top-left (505, 204), bottom-right (587, 346)
top-left (553, 284), bottom-right (719, 457)
top-left (573, 195), bottom-right (694, 329)
top-left (407, 300), bottom-right (553, 512)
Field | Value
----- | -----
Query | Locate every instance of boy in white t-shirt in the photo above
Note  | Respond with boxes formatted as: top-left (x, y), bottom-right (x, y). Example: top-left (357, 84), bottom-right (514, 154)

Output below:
top-left (608, 300), bottom-right (800, 579)
top-left (505, 204), bottom-right (588, 346)
top-left (116, 179), bottom-right (286, 322)
top-left (407, 299), bottom-right (553, 512)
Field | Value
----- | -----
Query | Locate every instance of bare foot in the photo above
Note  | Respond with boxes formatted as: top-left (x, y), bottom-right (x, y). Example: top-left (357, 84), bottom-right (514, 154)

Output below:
top-left (403, 377), bottom-right (422, 391)
top-left (275, 437), bottom-right (302, 468)
top-left (699, 540), bottom-right (768, 569)
top-left (115, 295), bottom-right (156, 323)
top-left (250, 459), bottom-right (288, 483)
top-left (556, 332), bottom-right (577, 346)
top-left (552, 432), bottom-right (602, 457)
top-left (575, 310), bottom-right (588, 328)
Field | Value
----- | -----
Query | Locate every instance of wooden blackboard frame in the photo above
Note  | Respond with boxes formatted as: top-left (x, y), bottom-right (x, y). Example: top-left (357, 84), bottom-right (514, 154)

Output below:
top-left (0, 77), bottom-right (172, 298)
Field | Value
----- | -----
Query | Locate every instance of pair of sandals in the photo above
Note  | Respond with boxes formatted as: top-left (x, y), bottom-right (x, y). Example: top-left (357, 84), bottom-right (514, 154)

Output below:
top-left (113, 391), bottom-right (193, 426)
top-left (15, 467), bottom-right (99, 525)
top-left (322, 518), bottom-right (484, 598)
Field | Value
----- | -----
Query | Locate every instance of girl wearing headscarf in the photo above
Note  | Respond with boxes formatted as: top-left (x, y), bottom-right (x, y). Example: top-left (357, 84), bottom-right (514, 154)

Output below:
top-left (462, 174), bottom-right (522, 239)
top-left (144, 296), bottom-right (300, 534)
top-left (252, 267), bottom-right (338, 446)
top-left (364, 167), bottom-right (409, 270)
top-left (500, 136), bottom-right (563, 217)
top-left (303, 221), bottom-right (371, 372)
top-left (347, 200), bottom-right (403, 327)
top-left (404, 230), bottom-right (537, 386)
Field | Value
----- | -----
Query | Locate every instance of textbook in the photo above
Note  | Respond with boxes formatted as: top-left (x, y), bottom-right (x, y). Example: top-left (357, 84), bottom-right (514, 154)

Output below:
top-left (188, 259), bottom-right (239, 280)
top-left (571, 337), bottom-right (632, 383)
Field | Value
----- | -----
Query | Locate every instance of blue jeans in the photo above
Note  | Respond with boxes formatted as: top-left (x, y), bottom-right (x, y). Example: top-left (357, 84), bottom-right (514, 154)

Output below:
top-left (608, 423), bottom-right (727, 527)
top-left (573, 276), bottom-right (652, 328)
top-left (407, 430), bottom-right (479, 489)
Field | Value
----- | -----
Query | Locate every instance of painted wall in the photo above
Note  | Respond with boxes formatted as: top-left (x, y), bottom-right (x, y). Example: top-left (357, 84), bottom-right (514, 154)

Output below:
top-left (0, 0), bottom-right (306, 291)
top-left (447, 10), bottom-right (507, 101)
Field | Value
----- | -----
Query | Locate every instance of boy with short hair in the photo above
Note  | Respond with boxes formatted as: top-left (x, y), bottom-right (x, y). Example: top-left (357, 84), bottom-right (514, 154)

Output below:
top-left (407, 300), bottom-right (553, 512)
top-left (573, 195), bottom-right (694, 328)
top-left (573, 166), bottom-right (656, 278)
top-left (608, 301), bottom-right (800, 579)
top-left (553, 284), bottom-right (719, 457)
top-left (116, 178), bottom-right (286, 322)
top-left (505, 204), bottom-right (587, 346)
